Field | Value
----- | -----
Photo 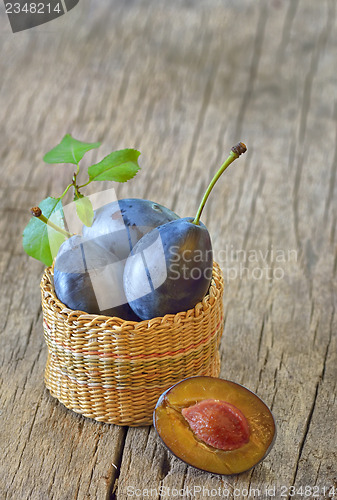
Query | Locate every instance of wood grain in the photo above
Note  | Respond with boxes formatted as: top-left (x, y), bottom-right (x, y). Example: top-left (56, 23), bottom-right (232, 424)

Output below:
top-left (0, 0), bottom-right (336, 498)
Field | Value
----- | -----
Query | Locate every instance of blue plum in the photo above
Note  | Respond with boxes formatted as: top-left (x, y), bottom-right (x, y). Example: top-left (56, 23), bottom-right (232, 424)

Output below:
top-left (82, 198), bottom-right (180, 260)
top-left (123, 142), bottom-right (247, 320)
top-left (54, 235), bottom-right (139, 320)
top-left (123, 218), bottom-right (213, 320)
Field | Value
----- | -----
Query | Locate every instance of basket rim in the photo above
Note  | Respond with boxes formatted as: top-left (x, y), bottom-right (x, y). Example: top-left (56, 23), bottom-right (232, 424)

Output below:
top-left (41, 261), bottom-right (224, 331)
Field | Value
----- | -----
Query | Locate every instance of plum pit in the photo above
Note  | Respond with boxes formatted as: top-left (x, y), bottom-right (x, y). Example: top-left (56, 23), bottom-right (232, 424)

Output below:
top-left (182, 399), bottom-right (250, 451)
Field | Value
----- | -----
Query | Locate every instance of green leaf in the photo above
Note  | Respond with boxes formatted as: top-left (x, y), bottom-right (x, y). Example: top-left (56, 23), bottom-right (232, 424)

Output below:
top-left (74, 195), bottom-right (94, 227)
top-left (88, 149), bottom-right (140, 183)
top-left (43, 134), bottom-right (101, 165)
top-left (22, 197), bottom-right (66, 266)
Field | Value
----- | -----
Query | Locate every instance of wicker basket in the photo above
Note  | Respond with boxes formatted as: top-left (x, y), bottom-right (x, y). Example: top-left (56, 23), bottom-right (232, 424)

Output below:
top-left (41, 262), bottom-right (224, 426)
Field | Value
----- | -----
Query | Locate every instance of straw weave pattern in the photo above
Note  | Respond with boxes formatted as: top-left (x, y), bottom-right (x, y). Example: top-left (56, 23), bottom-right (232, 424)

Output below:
top-left (41, 262), bottom-right (224, 426)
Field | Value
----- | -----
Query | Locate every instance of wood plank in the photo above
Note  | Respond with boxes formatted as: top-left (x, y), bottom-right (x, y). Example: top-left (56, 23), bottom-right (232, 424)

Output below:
top-left (0, 0), bottom-right (336, 498)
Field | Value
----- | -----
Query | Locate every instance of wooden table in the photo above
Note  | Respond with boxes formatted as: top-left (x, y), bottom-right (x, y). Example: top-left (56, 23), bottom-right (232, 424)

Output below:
top-left (1, 1), bottom-right (336, 498)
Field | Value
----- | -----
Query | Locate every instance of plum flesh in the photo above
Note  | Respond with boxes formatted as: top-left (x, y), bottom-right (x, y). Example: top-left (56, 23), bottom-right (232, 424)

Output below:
top-left (153, 376), bottom-right (276, 475)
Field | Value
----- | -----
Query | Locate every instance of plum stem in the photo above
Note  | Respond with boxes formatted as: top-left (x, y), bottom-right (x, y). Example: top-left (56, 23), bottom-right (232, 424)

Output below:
top-left (30, 207), bottom-right (73, 238)
top-left (59, 183), bottom-right (73, 200)
top-left (192, 142), bottom-right (247, 225)
top-left (78, 179), bottom-right (91, 189)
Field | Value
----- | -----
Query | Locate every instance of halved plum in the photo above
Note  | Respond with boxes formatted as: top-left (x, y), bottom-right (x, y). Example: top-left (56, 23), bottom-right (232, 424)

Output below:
top-left (153, 376), bottom-right (276, 475)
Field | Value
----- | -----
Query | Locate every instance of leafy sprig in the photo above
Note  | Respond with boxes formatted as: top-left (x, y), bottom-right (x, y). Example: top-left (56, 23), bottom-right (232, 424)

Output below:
top-left (23, 134), bottom-right (141, 266)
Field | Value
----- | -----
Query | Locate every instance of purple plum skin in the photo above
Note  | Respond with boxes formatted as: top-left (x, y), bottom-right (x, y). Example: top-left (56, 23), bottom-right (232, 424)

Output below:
top-left (82, 198), bottom-right (180, 261)
top-left (123, 218), bottom-right (213, 320)
top-left (54, 235), bottom-right (140, 320)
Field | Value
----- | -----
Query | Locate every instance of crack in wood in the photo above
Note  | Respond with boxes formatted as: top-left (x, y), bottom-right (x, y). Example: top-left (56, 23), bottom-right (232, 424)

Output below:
top-left (324, 100), bottom-right (337, 222)
top-left (234, 0), bottom-right (268, 140)
top-left (275, 0), bottom-right (300, 67)
top-left (320, 307), bottom-right (334, 382)
top-left (288, 380), bottom-right (319, 499)
top-left (257, 313), bottom-right (266, 360)
top-left (170, 67), bottom-right (217, 212)
top-left (288, 307), bottom-right (335, 496)
top-left (158, 451), bottom-right (173, 495)
top-left (86, 441), bottom-right (100, 497)
top-left (5, 392), bottom-right (43, 498)
top-left (106, 427), bottom-right (128, 500)
top-left (242, 172), bottom-right (265, 255)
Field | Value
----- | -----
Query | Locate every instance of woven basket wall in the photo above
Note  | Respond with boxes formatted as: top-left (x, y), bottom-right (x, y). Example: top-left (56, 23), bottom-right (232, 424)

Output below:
top-left (41, 262), bottom-right (224, 426)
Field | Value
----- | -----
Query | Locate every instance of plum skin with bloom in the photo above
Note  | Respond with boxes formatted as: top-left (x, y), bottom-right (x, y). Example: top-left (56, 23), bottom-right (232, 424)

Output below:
top-left (123, 217), bottom-right (213, 320)
top-left (82, 198), bottom-right (180, 260)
